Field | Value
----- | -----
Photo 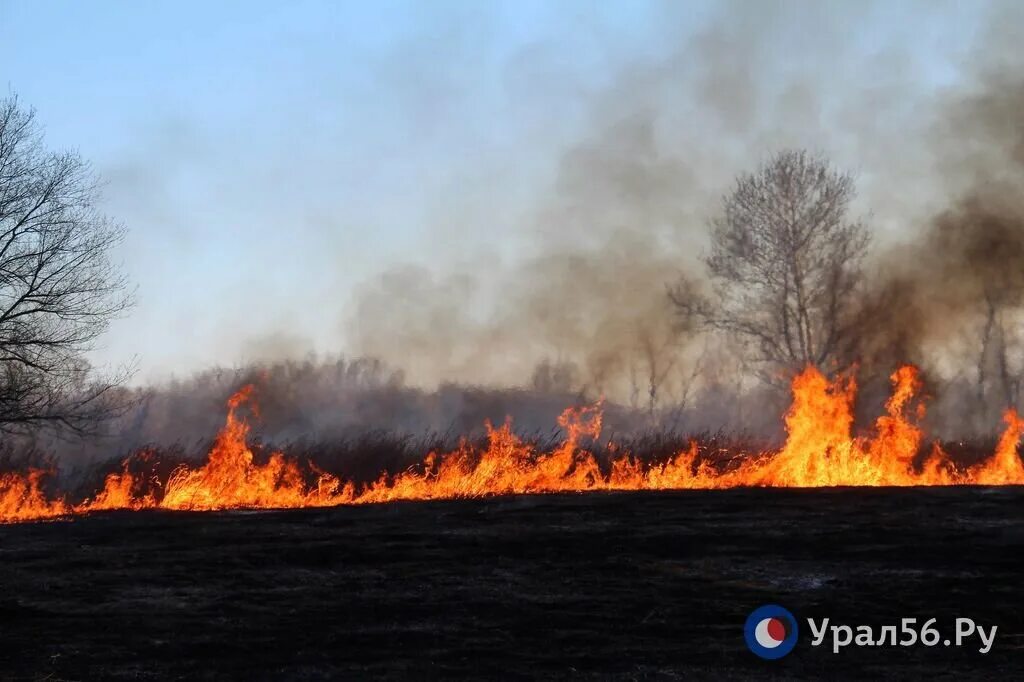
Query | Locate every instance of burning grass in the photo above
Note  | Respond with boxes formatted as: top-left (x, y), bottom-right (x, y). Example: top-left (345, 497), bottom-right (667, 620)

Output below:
top-left (2, 365), bottom-right (1024, 523)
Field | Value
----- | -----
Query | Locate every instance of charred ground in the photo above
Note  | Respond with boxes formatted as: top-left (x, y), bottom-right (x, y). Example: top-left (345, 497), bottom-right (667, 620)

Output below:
top-left (1, 487), bottom-right (1021, 680)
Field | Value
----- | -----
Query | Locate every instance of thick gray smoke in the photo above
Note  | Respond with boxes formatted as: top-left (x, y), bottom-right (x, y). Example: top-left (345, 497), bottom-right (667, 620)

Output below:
top-left (342, 2), bottom-right (1024, 438)
top-left (865, 37), bottom-right (1024, 434)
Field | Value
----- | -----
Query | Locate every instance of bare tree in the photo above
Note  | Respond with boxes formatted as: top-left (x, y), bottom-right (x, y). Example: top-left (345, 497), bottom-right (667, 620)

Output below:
top-left (0, 96), bottom-right (134, 435)
top-left (672, 150), bottom-right (870, 380)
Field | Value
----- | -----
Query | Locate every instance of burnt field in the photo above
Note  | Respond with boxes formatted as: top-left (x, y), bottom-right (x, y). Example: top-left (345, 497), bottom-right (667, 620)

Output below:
top-left (0, 487), bottom-right (1022, 680)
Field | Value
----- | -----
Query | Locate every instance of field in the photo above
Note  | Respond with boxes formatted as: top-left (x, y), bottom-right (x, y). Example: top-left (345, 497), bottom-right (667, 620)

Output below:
top-left (1, 487), bottom-right (1022, 680)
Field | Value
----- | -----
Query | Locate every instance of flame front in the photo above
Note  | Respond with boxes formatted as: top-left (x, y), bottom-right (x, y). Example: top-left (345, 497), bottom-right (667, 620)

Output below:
top-left (3, 364), bottom-right (1024, 523)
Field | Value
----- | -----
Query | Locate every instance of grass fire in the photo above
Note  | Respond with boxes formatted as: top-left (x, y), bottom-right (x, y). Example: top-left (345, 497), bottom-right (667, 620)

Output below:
top-left (4, 364), bottom-right (1022, 524)
top-left (5, 2), bottom-right (1024, 679)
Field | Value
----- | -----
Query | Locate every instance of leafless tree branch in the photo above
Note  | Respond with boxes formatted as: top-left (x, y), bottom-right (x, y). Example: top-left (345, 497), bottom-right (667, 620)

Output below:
top-left (670, 150), bottom-right (870, 381)
top-left (0, 96), bottom-right (135, 436)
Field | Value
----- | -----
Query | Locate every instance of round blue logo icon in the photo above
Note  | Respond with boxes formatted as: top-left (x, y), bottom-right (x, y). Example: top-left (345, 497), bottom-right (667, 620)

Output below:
top-left (744, 604), bottom-right (799, 659)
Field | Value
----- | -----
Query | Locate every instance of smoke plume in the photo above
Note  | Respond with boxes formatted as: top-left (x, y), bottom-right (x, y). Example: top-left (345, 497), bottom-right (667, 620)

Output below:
top-left (337, 3), bottom-right (1024, 436)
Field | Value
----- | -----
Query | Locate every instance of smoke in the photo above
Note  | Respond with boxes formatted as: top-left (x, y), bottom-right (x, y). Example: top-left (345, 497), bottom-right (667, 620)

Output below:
top-left (21, 1), bottom-right (1024, 454)
top-left (857, 15), bottom-right (1024, 433)
top-left (336, 2), bottom-right (1024, 440)
top-left (31, 355), bottom-right (691, 469)
top-left (344, 2), bottom-right (986, 420)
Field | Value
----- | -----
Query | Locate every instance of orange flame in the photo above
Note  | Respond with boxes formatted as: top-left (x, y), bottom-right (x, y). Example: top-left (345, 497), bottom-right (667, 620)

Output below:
top-left (2, 365), bottom-right (1024, 523)
top-left (972, 409), bottom-right (1024, 485)
top-left (0, 469), bottom-right (68, 522)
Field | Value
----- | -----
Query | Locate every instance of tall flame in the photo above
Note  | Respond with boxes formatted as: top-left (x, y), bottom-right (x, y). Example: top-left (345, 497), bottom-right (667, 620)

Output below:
top-left (2, 364), bottom-right (1023, 523)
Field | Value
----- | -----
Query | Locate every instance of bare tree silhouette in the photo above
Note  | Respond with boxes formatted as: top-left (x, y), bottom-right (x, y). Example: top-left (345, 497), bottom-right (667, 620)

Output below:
top-left (672, 149), bottom-right (870, 382)
top-left (0, 96), bottom-right (134, 435)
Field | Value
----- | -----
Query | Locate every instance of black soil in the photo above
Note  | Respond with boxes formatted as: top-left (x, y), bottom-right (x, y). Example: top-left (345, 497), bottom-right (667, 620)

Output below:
top-left (0, 487), bottom-right (1022, 680)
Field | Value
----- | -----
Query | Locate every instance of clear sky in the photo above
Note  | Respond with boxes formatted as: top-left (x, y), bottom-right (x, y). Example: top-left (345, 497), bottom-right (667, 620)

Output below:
top-left (0, 0), bottom-right (993, 384)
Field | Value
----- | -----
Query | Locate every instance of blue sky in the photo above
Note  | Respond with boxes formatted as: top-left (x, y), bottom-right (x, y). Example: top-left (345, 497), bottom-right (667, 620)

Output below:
top-left (0, 1), bottom-right (994, 383)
